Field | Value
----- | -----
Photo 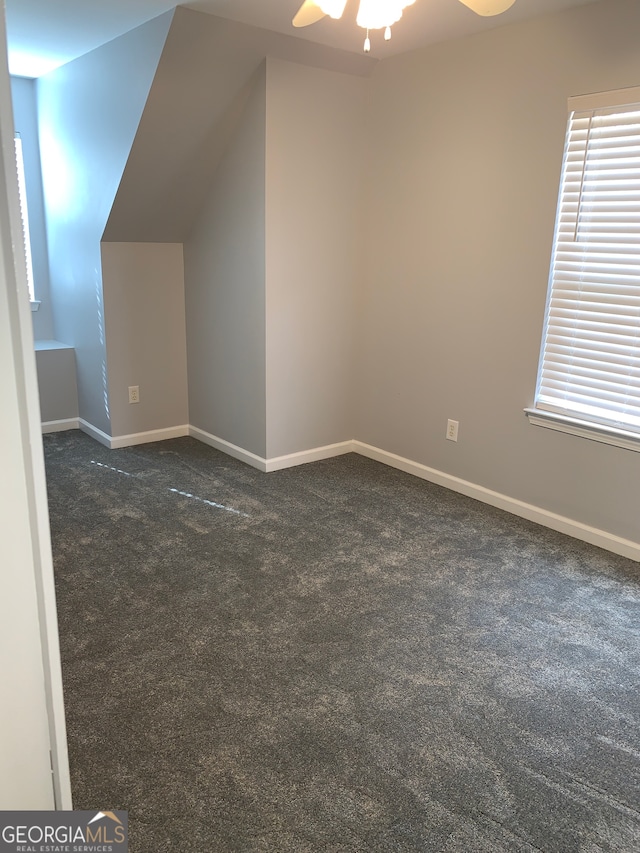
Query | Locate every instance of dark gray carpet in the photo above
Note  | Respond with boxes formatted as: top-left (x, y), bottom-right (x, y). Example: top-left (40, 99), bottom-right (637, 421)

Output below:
top-left (43, 430), bottom-right (640, 852)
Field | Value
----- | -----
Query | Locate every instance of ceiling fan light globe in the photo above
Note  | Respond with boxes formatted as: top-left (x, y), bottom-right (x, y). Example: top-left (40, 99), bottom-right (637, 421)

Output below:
top-left (357, 0), bottom-right (411, 31)
top-left (457, 0), bottom-right (516, 16)
top-left (317, 0), bottom-right (349, 19)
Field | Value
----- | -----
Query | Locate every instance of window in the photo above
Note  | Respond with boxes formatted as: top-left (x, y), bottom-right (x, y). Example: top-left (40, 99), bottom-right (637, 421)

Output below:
top-left (527, 86), bottom-right (640, 451)
top-left (14, 134), bottom-right (36, 304)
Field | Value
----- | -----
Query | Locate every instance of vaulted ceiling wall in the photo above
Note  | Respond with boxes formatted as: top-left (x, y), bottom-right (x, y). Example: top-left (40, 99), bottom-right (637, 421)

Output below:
top-left (103, 7), bottom-right (374, 243)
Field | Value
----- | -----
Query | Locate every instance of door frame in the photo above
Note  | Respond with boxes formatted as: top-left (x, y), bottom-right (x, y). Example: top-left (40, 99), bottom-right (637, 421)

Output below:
top-left (0, 0), bottom-right (72, 809)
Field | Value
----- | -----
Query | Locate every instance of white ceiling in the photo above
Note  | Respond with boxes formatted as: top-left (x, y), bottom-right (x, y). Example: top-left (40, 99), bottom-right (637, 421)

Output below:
top-left (7, 0), bottom-right (598, 78)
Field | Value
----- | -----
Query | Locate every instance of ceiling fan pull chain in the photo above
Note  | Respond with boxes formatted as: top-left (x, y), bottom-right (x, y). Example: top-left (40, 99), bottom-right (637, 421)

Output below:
top-left (364, 28), bottom-right (371, 52)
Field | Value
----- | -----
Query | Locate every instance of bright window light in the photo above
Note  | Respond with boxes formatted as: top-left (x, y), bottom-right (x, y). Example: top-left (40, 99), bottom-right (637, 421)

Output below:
top-left (530, 86), bottom-right (640, 450)
top-left (14, 134), bottom-right (35, 302)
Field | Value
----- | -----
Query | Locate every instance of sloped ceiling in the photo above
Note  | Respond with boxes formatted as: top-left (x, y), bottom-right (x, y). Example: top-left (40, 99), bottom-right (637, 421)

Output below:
top-left (7, 0), bottom-right (600, 77)
top-left (103, 8), bottom-right (373, 243)
top-left (7, 0), bottom-right (178, 77)
top-left (184, 0), bottom-right (599, 59)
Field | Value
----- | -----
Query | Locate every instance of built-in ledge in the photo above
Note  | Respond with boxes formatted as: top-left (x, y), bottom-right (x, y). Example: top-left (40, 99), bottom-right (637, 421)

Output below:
top-left (34, 340), bottom-right (79, 423)
top-left (34, 339), bottom-right (73, 351)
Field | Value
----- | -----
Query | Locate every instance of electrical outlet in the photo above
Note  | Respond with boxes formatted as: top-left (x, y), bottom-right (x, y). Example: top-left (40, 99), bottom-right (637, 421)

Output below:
top-left (446, 419), bottom-right (459, 442)
top-left (128, 385), bottom-right (140, 404)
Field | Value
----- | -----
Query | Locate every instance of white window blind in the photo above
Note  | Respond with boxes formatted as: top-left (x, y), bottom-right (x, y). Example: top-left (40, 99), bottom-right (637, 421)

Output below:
top-left (535, 87), bottom-right (640, 437)
top-left (14, 134), bottom-right (35, 302)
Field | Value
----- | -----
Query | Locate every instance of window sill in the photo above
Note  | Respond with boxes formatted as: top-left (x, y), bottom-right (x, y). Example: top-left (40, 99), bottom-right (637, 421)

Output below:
top-left (525, 408), bottom-right (640, 453)
top-left (30, 300), bottom-right (41, 312)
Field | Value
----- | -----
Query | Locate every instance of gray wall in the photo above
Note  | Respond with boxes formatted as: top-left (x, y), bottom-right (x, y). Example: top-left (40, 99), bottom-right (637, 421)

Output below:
top-left (184, 66), bottom-right (267, 458)
top-left (103, 8), bottom-right (373, 245)
top-left (24, 0), bottom-right (640, 548)
top-left (265, 58), bottom-right (366, 459)
top-left (101, 242), bottom-right (188, 437)
top-left (356, 0), bottom-right (640, 542)
top-left (10, 76), bottom-right (53, 340)
top-left (36, 12), bottom-right (172, 434)
top-left (184, 57), bottom-right (366, 461)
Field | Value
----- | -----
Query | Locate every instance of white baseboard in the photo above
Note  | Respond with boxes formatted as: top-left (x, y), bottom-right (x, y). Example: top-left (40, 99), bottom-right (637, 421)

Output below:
top-left (265, 440), bottom-right (355, 472)
top-left (77, 419), bottom-right (189, 449)
top-left (45, 418), bottom-right (640, 562)
top-left (42, 418), bottom-right (80, 434)
top-left (189, 426), bottom-right (268, 471)
top-left (353, 440), bottom-right (640, 563)
top-left (188, 427), bottom-right (355, 473)
top-left (109, 424), bottom-right (189, 449)
top-left (78, 419), bottom-right (112, 447)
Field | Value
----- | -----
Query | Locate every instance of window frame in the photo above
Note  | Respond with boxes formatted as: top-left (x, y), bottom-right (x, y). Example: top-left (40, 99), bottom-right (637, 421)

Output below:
top-left (526, 85), bottom-right (640, 452)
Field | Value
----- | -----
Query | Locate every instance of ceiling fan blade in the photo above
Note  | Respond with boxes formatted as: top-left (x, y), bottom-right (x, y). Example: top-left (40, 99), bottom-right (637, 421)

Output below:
top-left (458, 0), bottom-right (516, 15)
top-left (292, 0), bottom-right (327, 27)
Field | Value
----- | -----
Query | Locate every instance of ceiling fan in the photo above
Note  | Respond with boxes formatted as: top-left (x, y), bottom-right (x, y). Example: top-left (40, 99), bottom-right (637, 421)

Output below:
top-left (293, 0), bottom-right (517, 52)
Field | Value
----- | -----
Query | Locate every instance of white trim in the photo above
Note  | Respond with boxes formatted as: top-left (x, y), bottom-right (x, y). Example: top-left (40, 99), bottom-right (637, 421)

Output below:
top-left (41, 418), bottom-right (79, 434)
top-left (353, 441), bottom-right (640, 563)
top-left (47, 421), bottom-right (640, 563)
top-left (525, 408), bottom-right (640, 453)
top-left (4, 53), bottom-right (71, 806)
top-left (569, 85), bottom-right (640, 112)
top-left (30, 300), bottom-right (40, 312)
top-left (188, 427), bottom-right (355, 473)
top-left (109, 424), bottom-right (189, 449)
top-left (75, 420), bottom-right (189, 449)
top-left (188, 425), bottom-right (268, 472)
top-left (265, 440), bottom-right (355, 472)
top-left (78, 419), bottom-right (112, 448)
